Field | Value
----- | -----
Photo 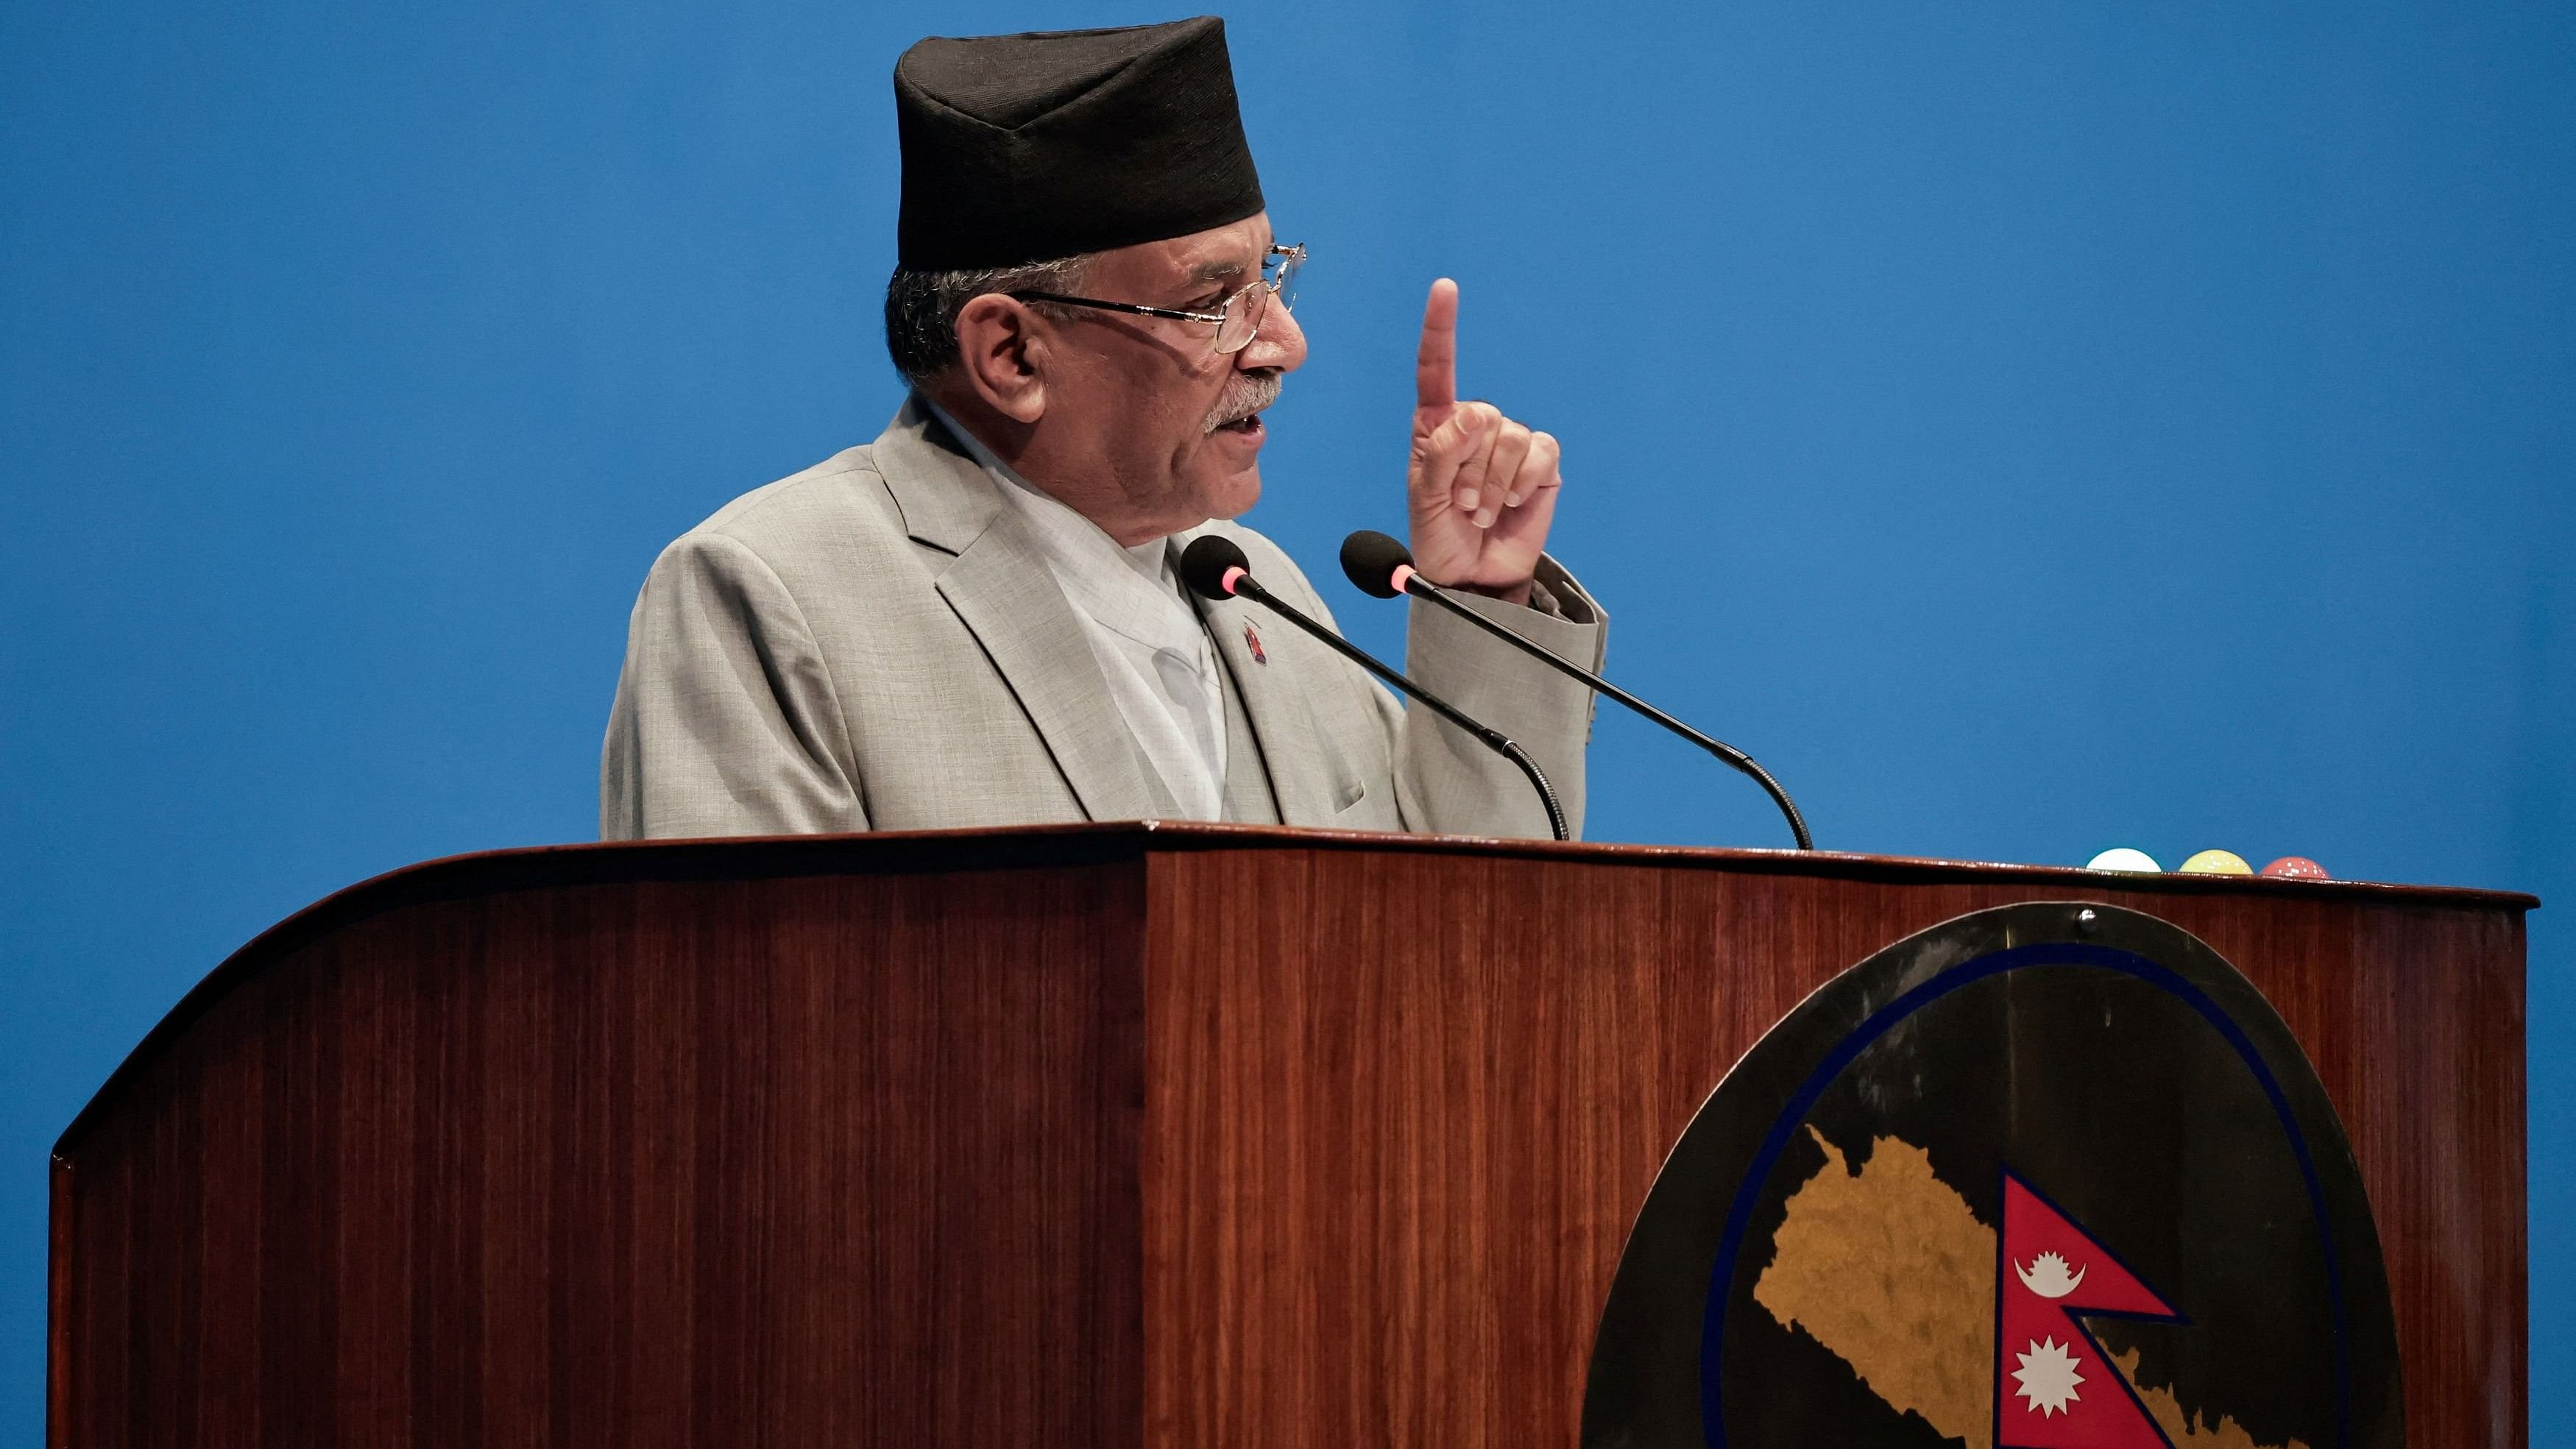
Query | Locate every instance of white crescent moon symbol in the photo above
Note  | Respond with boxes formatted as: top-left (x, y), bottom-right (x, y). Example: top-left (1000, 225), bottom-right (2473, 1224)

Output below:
top-left (2015, 1255), bottom-right (2087, 1299)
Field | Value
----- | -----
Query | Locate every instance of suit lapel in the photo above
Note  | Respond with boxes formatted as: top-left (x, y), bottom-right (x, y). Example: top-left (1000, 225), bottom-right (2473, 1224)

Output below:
top-left (873, 396), bottom-right (1001, 555)
top-left (874, 398), bottom-right (1161, 823)
top-left (1212, 647), bottom-right (1281, 823)
top-left (1177, 525), bottom-right (1342, 824)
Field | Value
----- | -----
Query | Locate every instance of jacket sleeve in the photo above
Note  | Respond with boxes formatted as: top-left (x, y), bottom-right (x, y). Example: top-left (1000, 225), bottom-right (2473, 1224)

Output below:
top-left (1388, 554), bottom-right (1607, 840)
top-left (600, 531), bottom-right (868, 839)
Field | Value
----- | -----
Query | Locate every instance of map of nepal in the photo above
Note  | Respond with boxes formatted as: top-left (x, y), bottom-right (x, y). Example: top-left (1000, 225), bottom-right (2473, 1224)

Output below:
top-left (1751, 1130), bottom-right (2305, 1449)
top-left (1998, 1169), bottom-right (2180, 1448)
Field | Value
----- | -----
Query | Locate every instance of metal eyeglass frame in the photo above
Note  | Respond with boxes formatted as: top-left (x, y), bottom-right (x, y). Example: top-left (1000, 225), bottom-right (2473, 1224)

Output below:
top-left (1008, 243), bottom-right (1305, 355)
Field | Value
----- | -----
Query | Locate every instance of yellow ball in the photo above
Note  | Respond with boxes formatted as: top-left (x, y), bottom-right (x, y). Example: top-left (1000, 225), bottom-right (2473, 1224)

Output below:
top-left (2179, 849), bottom-right (2253, 875)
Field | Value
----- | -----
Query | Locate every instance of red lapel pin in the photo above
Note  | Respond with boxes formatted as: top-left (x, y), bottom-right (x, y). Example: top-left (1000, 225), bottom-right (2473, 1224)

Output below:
top-left (1242, 620), bottom-right (1267, 665)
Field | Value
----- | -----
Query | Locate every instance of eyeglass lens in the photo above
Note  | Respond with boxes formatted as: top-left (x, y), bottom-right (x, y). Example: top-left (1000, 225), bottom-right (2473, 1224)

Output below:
top-left (1215, 247), bottom-right (1303, 355)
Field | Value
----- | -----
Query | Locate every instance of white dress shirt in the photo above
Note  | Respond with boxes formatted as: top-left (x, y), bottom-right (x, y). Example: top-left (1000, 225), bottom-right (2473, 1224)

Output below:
top-left (925, 402), bottom-right (1228, 820)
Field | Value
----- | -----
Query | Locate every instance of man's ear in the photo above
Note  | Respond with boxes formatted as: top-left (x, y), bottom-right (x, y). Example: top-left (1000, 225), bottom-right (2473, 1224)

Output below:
top-left (953, 294), bottom-right (1049, 424)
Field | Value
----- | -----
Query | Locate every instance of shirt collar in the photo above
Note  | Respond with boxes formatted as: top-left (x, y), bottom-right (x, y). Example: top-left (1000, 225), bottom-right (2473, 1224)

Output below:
top-left (921, 397), bottom-right (1203, 657)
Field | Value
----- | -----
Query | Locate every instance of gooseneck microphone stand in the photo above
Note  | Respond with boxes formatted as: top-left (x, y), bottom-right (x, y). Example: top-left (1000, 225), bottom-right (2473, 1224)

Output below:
top-left (1339, 530), bottom-right (1814, 851)
top-left (1180, 536), bottom-right (1570, 843)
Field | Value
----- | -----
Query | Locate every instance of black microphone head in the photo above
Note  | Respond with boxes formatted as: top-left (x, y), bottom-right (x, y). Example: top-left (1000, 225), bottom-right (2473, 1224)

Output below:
top-left (1338, 530), bottom-right (1414, 598)
top-left (1179, 534), bottom-right (1252, 599)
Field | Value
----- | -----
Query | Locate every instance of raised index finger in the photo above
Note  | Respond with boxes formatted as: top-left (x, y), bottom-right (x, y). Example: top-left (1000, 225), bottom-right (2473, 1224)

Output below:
top-left (1415, 277), bottom-right (1459, 412)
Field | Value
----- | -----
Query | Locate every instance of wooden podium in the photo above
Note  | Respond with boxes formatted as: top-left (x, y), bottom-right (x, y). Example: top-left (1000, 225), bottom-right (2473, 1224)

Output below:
top-left (47, 825), bottom-right (2529, 1447)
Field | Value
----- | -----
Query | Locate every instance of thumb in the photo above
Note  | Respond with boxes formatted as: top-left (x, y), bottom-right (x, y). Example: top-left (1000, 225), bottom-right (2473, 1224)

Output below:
top-left (1410, 401), bottom-right (1493, 500)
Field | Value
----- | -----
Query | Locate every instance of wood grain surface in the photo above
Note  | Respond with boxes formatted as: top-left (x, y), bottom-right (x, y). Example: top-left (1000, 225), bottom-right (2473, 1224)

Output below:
top-left (49, 825), bottom-right (2527, 1448)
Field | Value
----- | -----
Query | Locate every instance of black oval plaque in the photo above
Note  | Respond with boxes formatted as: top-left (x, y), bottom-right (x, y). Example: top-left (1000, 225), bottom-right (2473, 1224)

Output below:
top-left (1582, 902), bottom-right (2402, 1449)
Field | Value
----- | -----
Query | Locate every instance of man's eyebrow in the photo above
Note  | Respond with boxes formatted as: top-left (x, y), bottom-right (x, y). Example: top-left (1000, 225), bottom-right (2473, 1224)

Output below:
top-left (1186, 258), bottom-right (1250, 284)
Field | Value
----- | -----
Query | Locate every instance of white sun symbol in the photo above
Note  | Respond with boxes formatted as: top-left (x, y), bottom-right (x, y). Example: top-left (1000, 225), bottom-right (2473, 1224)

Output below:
top-left (2012, 1336), bottom-right (2086, 1417)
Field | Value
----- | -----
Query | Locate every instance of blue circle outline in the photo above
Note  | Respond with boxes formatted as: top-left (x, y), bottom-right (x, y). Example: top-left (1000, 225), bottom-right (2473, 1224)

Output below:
top-left (1695, 941), bottom-right (2352, 1447)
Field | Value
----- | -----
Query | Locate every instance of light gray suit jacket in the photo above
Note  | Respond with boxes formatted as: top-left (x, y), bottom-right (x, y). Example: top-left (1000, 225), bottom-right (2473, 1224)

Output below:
top-left (601, 400), bottom-right (1607, 840)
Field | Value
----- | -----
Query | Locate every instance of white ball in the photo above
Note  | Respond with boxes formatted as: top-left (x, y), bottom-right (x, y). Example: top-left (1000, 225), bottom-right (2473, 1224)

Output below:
top-left (2086, 847), bottom-right (2162, 874)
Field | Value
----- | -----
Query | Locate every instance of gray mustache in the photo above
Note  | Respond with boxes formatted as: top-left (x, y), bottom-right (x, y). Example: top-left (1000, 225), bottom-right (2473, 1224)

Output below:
top-left (1203, 372), bottom-right (1284, 431)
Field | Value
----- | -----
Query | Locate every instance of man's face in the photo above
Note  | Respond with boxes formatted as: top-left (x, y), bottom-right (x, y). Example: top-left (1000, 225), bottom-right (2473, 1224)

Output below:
top-left (1030, 212), bottom-right (1306, 536)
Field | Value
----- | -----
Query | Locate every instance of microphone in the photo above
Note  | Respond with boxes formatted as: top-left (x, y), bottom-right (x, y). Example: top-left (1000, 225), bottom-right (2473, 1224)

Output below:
top-left (1178, 534), bottom-right (1569, 842)
top-left (1337, 530), bottom-right (1814, 851)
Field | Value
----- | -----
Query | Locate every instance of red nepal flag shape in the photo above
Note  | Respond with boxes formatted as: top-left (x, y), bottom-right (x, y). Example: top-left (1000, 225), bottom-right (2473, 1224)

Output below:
top-left (1995, 1169), bottom-right (2184, 1448)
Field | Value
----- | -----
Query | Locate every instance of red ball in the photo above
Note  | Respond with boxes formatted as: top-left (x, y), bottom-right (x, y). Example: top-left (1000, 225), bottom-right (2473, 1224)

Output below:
top-left (2261, 856), bottom-right (2329, 880)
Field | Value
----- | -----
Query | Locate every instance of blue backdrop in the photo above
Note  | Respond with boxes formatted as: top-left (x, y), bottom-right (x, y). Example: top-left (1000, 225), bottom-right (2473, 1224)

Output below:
top-left (3, 1), bottom-right (2566, 1439)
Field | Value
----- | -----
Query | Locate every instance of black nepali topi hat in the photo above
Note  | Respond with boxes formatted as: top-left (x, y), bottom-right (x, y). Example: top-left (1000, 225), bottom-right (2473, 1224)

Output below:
top-left (894, 16), bottom-right (1267, 272)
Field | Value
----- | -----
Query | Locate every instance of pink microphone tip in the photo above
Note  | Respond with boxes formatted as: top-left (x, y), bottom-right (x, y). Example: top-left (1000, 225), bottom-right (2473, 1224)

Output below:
top-left (1220, 565), bottom-right (1248, 596)
top-left (1390, 563), bottom-right (1416, 595)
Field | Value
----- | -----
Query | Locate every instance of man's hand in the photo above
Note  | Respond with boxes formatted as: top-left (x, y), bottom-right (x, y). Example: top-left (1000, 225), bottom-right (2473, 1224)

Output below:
top-left (1406, 278), bottom-right (1562, 606)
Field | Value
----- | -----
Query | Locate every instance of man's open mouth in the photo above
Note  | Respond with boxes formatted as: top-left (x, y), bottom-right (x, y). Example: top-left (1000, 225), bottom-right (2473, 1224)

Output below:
top-left (1216, 412), bottom-right (1264, 436)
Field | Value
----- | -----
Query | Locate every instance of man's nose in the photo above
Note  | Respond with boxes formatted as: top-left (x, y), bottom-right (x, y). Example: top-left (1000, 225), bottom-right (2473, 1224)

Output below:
top-left (1240, 297), bottom-right (1306, 372)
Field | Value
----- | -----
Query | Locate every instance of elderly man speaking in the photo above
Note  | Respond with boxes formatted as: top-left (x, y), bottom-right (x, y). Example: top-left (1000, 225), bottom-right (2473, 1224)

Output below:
top-left (601, 16), bottom-right (1606, 840)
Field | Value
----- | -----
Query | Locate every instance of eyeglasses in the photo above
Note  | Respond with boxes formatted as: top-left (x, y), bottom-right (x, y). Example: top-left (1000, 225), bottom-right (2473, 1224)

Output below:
top-left (1011, 243), bottom-right (1304, 355)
